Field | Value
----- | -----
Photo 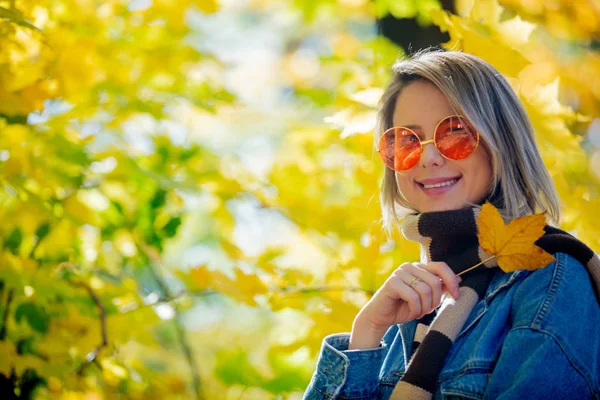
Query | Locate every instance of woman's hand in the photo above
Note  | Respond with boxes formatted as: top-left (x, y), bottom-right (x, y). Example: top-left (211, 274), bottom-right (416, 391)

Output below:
top-left (348, 261), bottom-right (461, 350)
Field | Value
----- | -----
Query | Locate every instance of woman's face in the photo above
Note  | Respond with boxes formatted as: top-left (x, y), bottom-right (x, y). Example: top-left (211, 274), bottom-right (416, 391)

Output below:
top-left (393, 80), bottom-right (493, 213)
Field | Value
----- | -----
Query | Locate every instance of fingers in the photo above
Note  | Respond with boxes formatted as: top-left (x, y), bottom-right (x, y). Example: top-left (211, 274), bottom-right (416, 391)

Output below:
top-left (389, 261), bottom-right (462, 322)
top-left (393, 267), bottom-right (431, 319)
top-left (416, 261), bottom-right (461, 300)
top-left (390, 267), bottom-right (422, 319)
top-left (405, 263), bottom-right (442, 312)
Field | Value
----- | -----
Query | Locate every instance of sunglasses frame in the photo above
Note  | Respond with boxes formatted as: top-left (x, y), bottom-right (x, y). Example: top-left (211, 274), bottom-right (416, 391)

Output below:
top-left (377, 114), bottom-right (480, 171)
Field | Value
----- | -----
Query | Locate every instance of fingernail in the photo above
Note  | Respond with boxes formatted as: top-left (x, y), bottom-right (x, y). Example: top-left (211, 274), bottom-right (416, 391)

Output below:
top-left (454, 288), bottom-right (460, 299)
top-left (457, 276), bottom-right (462, 283)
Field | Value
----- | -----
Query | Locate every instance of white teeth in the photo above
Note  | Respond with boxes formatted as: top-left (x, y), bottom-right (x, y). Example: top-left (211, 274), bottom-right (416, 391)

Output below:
top-left (422, 178), bottom-right (458, 189)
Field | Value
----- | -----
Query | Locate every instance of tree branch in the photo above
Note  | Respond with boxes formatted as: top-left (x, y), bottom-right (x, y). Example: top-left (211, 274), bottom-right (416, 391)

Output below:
top-left (68, 280), bottom-right (108, 375)
top-left (143, 252), bottom-right (204, 400)
top-left (276, 285), bottom-right (373, 296)
top-left (0, 288), bottom-right (14, 341)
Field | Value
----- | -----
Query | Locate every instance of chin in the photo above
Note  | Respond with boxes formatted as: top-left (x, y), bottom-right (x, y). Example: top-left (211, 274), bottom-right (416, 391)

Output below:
top-left (418, 200), bottom-right (469, 213)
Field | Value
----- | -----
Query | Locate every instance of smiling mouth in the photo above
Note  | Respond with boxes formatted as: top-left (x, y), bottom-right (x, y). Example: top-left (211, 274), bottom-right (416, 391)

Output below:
top-left (415, 176), bottom-right (462, 189)
top-left (419, 178), bottom-right (459, 189)
top-left (416, 176), bottom-right (462, 194)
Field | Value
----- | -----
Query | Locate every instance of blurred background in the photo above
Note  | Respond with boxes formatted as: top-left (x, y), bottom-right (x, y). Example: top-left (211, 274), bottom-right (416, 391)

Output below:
top-left (1, 0), bottom-right (600, 398)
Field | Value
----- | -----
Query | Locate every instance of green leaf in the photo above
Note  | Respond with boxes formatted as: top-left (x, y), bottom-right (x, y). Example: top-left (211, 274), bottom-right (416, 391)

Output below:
top-left (214, 350), bottom-right (264, 387)
top-left (161, 216), bottom-right (182, 238)
top-left (18, 368), bottom-right (46, 398)
top-left (35, 223), bottom-right (50, 242)
top-left (16, 336), bottom-right (37, 355)
top-left (4, 227), bottom-right (22, 254)
top-left (0, 7), bottom-right (42, 31)
top-left (15, 302), bottom-right (50, 334)
top-left (150, 190), bottom-right (167, 209)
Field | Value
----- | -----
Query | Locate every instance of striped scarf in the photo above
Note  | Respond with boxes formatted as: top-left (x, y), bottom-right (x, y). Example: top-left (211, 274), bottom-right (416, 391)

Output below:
top-left (390, 206), bottom-right (600, 400)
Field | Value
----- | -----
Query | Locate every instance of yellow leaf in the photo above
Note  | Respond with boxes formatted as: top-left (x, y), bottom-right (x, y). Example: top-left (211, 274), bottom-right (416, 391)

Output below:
top-left (497, 15), bottom-right (537, 47)
top-left (477, 202), bottom-right (555, 272)
top-left (0, 341), bottom-right (43, 376)
top-left (189, 265), bottom-right (267, 306)
top-left (468, 0), bottom-right (503, 27)
top-left (431, 1), bottom-right (532, 78)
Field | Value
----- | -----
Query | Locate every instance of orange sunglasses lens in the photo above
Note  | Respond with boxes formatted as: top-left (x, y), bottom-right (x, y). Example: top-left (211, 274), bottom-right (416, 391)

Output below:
top-left (435, 116), bottom-right (478, 160)
top-left (378, 127), bottom-right (421, 171)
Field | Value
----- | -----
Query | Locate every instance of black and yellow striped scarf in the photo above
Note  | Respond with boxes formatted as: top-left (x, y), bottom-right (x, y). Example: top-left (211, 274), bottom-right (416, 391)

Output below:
top-left (390, 206), bottom-right (600, 400)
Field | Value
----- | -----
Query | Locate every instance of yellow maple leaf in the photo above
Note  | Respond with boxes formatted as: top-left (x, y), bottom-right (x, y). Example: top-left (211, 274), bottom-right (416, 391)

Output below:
top-left (476, 201), bottom-right (555, 273)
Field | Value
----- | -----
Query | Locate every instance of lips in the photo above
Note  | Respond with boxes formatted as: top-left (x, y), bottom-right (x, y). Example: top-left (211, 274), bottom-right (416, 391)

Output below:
top-left (416, 176), bottom-right (462, 187)
top-left (415, 176), bottom-right (462, 197)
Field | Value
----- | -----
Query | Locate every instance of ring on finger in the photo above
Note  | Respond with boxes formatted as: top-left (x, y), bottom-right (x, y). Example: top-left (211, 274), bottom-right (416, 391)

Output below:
top-left (408, 276), bottom-right (422, 288)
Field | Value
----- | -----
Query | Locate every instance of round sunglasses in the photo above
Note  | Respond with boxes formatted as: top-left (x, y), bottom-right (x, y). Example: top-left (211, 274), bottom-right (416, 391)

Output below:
top-left (377, 115), bottom-right (480, 171)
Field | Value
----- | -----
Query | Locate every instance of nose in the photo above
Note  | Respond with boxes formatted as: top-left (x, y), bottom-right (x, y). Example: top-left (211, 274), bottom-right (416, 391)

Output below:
top-left (419, 140), bottom-right (444, 168)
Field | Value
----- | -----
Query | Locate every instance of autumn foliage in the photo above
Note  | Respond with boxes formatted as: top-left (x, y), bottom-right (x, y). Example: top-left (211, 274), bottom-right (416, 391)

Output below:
top-left (1, 0), bottom-right (600, 399)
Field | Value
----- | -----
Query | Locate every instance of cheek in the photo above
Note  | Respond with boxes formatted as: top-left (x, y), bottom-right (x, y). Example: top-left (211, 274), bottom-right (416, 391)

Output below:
top-left (474, 145), bottom-right (493, 174)
top-left (395, 173), bottom-right (415, 194)
top-left (468, 154), bottom-right (493, 190)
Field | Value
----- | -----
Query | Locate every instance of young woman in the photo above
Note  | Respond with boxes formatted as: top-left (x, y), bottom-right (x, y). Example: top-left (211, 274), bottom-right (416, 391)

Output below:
top-left (303, 50), bottom-right (600, 400)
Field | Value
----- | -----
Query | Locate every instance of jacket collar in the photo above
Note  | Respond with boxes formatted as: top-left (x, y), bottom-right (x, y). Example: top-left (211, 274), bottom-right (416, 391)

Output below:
top-left (484, 268), bottom-right (528, 302)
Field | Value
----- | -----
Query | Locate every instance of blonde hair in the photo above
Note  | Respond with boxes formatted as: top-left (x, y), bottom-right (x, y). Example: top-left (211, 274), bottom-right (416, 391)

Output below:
top-left (375, 49), bottom-right (560, 234)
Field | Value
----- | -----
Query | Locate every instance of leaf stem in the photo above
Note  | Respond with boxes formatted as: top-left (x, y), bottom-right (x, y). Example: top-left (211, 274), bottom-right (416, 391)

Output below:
top-left (457, 255), bottom-right (497, 277)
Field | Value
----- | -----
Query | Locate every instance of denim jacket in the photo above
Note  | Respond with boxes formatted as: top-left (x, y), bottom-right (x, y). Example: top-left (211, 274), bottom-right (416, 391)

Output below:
top-left (303, 252), bottom-right (600, 399)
